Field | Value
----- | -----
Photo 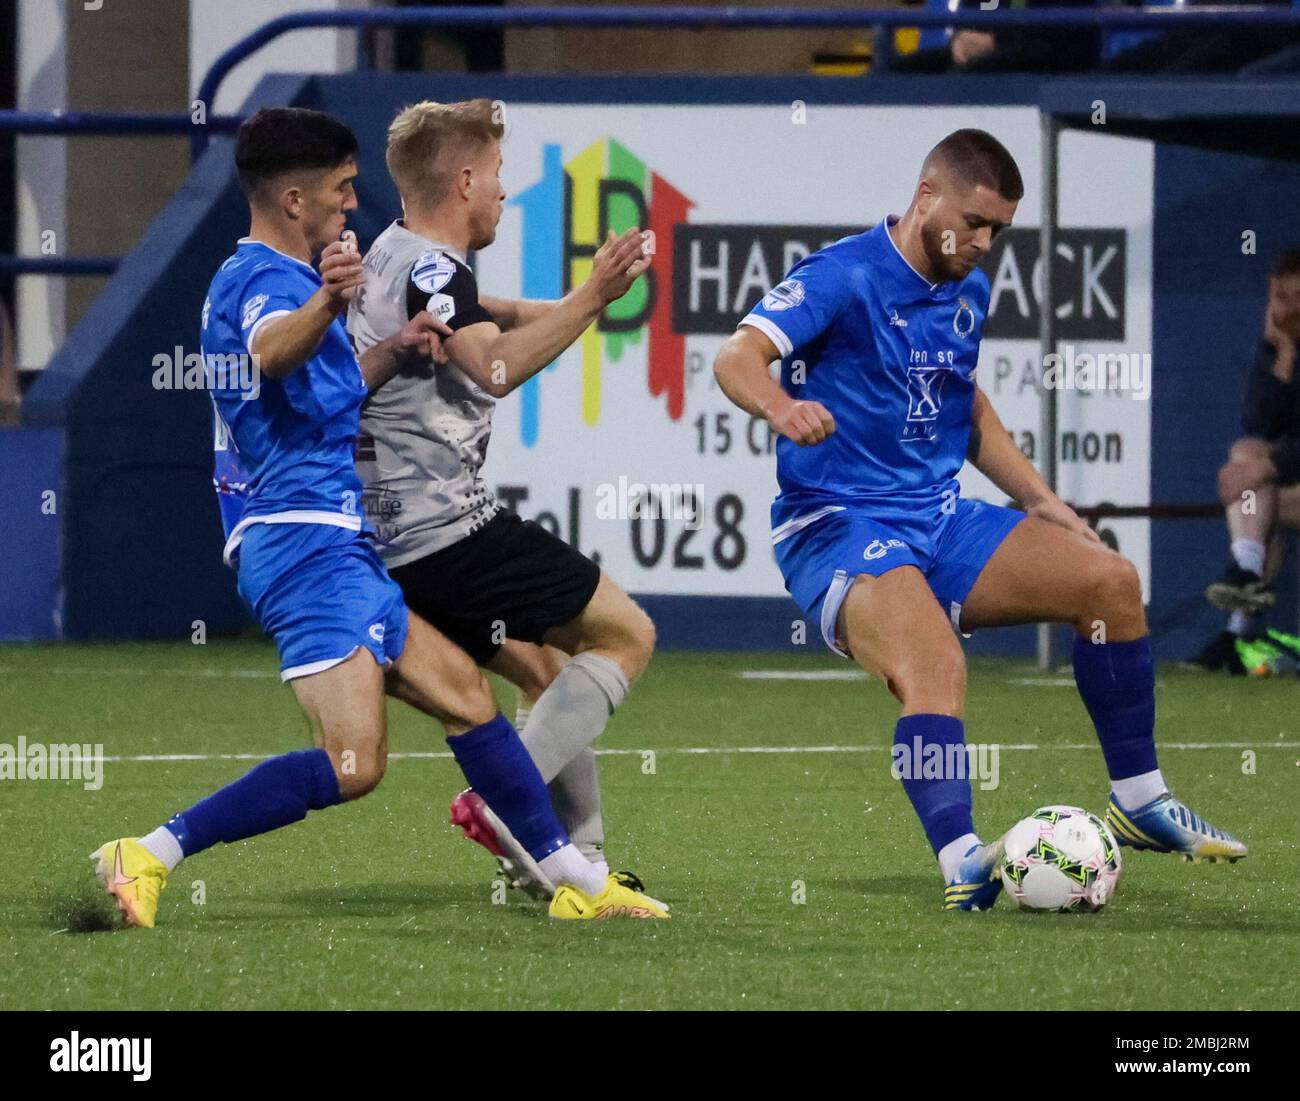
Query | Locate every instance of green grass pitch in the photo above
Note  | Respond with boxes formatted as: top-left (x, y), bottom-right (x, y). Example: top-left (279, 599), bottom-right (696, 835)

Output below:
top-left (1, 639), bottom-right (1297, 1010)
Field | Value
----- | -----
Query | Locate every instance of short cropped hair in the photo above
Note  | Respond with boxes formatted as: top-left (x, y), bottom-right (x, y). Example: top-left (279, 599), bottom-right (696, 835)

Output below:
top-left (923, 128), bottom-right (1024, 202)
top-left (1272, 248), bottom-right (1300, 280)
top-left (234, 107), bottom-right (358, 198)
top-left (385, 99), bottom-right (504, 209)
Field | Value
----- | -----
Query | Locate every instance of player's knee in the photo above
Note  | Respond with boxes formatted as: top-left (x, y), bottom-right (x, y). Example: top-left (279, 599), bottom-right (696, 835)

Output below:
top-left (582, 604), bottom-right (656, 682)
top-left (454, 669), bottom-right (500, 729)
top-left (887, 639), bottom-right (965, 710)
top-left (1089, 554), bottom-right (1142, 622)
top-left (332, 743), bottom-right (387, 800)
top-left (620, 604), bottom-right (656, 679)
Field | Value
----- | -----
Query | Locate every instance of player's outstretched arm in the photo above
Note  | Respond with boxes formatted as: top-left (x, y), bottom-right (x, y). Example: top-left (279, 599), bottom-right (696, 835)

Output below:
top-left (968, 384), bottom-right (1098, 542)
top-left (358, 310), bottom-right (452, 392)
top-left (714, 326), bottom-right (835, 447)
top-left (446, 227), bottom-right (651, 398)
top-left (252, 235), bottom-right (364, 380)
top-left (478, 295), bottom-right (558, 332)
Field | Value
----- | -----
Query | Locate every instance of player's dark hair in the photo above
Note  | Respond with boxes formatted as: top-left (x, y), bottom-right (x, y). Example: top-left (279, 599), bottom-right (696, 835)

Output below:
top-left (1272, 248), bottom-right (1300, 279)
top-left (234, 107), bottom-right (359, 198)
top-left (924, 129), bottom-right (1024, 202)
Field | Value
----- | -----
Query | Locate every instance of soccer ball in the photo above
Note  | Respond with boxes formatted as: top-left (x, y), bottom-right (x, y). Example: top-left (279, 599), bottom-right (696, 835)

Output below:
top-left (999, 805), bottom-right (1122, 913)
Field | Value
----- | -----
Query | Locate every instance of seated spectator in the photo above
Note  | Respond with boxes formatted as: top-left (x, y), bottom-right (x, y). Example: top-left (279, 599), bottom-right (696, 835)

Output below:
top-left (889, 0), bottom-right (1099, 74)
top-left (1101, 0), bottom-right (1300, 73)
top-left (1193, 249), bottom-right (1300, 673)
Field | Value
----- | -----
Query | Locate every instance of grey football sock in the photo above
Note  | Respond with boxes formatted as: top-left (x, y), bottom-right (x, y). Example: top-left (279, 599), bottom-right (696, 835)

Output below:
top-left (521, 652), bottom-right (628, 861)
top-left (520, 651), bottom-right (627, 782)
top-left (549, 747), bottom-right (606, 864)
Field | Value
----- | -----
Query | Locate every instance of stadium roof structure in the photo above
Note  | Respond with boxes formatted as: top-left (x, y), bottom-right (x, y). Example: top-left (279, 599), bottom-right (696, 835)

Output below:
top-left (1041, 77), bottom-right (1300, 160)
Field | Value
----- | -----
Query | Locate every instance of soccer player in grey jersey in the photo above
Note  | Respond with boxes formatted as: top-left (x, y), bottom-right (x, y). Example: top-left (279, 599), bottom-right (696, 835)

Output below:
top-left (349, 99), bottom-right (658, 901)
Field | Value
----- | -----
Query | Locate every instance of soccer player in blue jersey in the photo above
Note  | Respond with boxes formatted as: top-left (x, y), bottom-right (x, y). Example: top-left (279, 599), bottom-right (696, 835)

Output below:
top-left (90, 107), bottom-right (666, 924)
top-left (714, 129), bottom-right (1246, 911)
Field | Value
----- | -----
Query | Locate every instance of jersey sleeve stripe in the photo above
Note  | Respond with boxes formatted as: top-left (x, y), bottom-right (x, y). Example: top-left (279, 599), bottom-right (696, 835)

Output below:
top-left (739, 314), bottom-right (794, 358)
top-left (244, 309), bottom-right (293, 354)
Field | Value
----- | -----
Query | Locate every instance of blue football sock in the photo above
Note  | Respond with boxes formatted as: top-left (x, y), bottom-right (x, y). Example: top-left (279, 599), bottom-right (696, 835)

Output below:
top-left (162, 747), bottom-right (342, 857)
top-left (1072, 634), bottom-right (1158, 783)
top-left (447, 712), bottom-right (569, 861)
top-left (893, 713), bottom-right (975, 855)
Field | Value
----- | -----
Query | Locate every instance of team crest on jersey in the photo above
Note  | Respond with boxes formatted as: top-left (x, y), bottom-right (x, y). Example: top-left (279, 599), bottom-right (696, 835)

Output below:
top-left (762, 279), bottom-right (805, 311)
top-left (953, 297), bottom-right (976, 339)
top-left (241, 293), bottom-right (269, 331)
top-left (902, 366), bottom-right (948, 441)
top-left (412, 250), bottom-right (456, 294)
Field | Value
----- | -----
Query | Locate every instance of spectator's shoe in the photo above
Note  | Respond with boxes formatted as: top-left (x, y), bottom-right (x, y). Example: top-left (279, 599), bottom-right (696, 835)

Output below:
top-left (1206, 563), bottom-right (1275, 613)
top-left (1265, 627), bottom-right (1300, 663)
top-left (1236, 636), bottom-right (1297, 677)
top-left (1186, 629), bottom-right (1247, 675)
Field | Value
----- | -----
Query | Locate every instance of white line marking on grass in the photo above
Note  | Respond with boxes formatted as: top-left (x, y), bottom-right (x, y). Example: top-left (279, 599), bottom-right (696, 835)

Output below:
top-left (93, 741), bottom-right (1300, 764)
top-left (738, 670), bottom-right (868, 681)
top-left (1012, 677), bottom-right (1077, 687)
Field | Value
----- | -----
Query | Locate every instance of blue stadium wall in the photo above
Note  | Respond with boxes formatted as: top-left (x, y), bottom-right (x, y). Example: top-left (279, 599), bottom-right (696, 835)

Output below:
top-left (7, 70), bottom-right (1298, 659)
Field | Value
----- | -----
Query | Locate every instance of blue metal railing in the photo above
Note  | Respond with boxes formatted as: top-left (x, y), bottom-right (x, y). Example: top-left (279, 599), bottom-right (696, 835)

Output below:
top-left (0, 112), bottom-right (241, 276)
top-left (6, 4), bottom-right (1300, 277)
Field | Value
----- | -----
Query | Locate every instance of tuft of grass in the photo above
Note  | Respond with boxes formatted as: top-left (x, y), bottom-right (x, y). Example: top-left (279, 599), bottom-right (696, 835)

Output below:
top-left (44, 874), bottom-right (122, 934)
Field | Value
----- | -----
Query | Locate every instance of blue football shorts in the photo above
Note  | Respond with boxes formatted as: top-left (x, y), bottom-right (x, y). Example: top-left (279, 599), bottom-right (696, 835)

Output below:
top-left (773, 497), bottom-right (1024, 657)
top-left (235, 521), bottom-right (409, 682)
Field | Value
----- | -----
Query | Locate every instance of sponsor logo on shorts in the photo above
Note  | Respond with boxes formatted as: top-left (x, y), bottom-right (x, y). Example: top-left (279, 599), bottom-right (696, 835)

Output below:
top-left (368, 623), bottom-right (385, 644)
top-left (864, 538), bottom-right (905, 561)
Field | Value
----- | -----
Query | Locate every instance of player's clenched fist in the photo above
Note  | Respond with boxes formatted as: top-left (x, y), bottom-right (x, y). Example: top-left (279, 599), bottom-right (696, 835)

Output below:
top-left (587, 227), bottom-right (653, 305)
top-left (318, 230), bottom-right (365, 311)
top-left (770, 399), bottom-right (836, 446)
top-left (399, 309), bottom-right (453, 365)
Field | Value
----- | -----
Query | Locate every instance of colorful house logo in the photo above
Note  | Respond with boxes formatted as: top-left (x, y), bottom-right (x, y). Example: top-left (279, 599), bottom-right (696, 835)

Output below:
top-left (513, 138), bottom-right (694, 447)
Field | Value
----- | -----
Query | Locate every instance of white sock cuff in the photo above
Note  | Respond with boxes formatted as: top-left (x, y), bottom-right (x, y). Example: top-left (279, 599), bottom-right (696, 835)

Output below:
top-left (139, 826), bottom-right (184, 871)
top-left (1111, 769), bottom-right (1166, 811)
top-left (1230, 538), bottom-right (1266, 577)
top-left (938, 832), bottom-right (981, 882)
top-left (567, 651), bottom-right (630, 712)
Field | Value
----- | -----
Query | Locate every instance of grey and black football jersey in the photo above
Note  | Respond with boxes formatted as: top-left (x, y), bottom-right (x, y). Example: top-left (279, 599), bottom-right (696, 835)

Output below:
top-left (348, 220), bottom-right (499, 566)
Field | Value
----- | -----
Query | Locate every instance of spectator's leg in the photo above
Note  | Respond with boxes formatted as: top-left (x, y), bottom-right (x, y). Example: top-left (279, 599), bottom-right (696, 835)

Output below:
top-left (1222, 438), bottom-right (1277, 560)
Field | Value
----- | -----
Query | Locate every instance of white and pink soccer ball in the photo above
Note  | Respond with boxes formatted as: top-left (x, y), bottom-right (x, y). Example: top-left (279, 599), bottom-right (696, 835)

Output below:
top-left (999, 805), bottom-right (1123, 913)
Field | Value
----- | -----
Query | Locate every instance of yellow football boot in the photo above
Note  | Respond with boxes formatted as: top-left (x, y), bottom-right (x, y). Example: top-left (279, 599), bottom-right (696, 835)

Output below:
top-left (89, 838), bottom-right (169, 928)
top-left (549, 873), bottom-right (670, 920)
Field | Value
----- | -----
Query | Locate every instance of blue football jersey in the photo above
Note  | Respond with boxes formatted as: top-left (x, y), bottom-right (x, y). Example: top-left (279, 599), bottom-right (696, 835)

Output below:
top-left (740, 217), bottom-right (990, 538)
top-left (201, 239), bottom-right (368, 563)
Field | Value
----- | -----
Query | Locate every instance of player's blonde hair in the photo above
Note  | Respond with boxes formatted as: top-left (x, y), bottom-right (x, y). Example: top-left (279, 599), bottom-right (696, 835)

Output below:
top-left (386, 99), bottom-right (504, 210)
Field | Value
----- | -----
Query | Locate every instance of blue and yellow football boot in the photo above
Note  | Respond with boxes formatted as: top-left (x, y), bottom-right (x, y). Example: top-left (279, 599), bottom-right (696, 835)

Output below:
top-left (89, 838), bottom-right (169, 928)
top-left (1106, 792), bottom-right (1247, 863)
top-left (943, 838), bottom-right (1005, 911)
